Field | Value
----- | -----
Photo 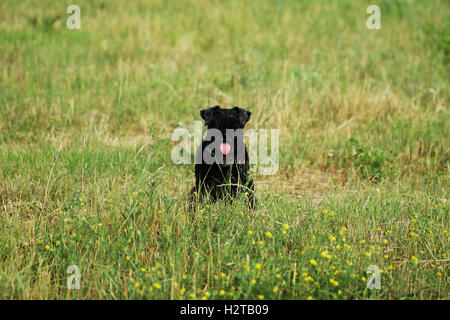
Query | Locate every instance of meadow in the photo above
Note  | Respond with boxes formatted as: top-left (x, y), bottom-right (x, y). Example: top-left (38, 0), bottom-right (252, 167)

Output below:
top-left (0, 0), bottom-right (448, 299)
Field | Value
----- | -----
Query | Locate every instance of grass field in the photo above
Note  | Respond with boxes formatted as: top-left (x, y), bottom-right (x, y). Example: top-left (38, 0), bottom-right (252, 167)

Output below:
top-left (0, 0), bottom-right (448, 299)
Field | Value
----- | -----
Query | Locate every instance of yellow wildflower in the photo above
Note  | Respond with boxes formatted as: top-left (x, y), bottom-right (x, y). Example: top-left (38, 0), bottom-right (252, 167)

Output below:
top-left (330, 279), bottom-right (339, 286)
top-left (153, 283), bottom-right (161, 289)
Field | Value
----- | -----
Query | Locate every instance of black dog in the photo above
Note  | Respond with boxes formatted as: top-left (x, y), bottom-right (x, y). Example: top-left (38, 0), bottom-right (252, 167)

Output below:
top-left (190, 106), bottom-right (255, 208)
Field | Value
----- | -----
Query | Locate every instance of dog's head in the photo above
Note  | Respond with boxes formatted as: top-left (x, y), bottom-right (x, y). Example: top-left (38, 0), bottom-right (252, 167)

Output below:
top-left (200, 105), bottom-right (252, 165)
top-left (200, 105), bottom-right (251, 130)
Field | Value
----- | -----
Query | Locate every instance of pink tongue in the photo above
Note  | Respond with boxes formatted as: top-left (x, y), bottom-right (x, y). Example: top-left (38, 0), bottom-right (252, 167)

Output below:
top-left (220, 142), bottom-right (231, 155)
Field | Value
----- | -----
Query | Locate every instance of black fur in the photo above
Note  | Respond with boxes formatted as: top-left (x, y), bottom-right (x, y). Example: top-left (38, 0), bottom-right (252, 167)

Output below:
top-left (190, 105), bottom-right (255, 208)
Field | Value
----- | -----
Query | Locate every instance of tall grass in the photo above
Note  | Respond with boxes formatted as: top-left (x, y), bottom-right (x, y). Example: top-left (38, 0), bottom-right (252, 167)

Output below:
top-left (0, 0), bottom-right (448, 299)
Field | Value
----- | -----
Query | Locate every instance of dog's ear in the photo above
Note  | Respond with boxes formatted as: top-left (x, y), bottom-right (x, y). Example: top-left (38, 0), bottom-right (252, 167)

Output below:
top-left (200, 105), bottom-right (220, 125)
top-left (233, 106), bottom-right (252, 127)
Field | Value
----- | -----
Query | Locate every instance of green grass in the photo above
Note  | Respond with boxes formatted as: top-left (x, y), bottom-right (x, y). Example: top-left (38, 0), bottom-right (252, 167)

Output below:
top-left (0, 0), bottom-right (448, 299)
